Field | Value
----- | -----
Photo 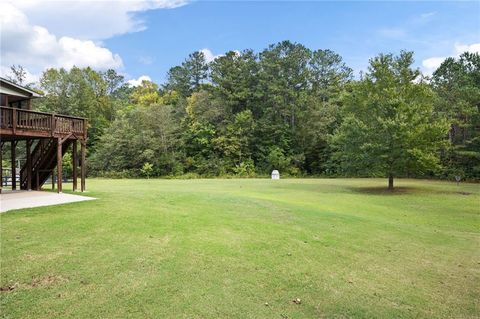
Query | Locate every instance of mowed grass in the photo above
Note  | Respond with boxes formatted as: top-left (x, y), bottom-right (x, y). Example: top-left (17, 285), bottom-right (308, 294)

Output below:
top-left (1, 178), bottom-right (479, 319)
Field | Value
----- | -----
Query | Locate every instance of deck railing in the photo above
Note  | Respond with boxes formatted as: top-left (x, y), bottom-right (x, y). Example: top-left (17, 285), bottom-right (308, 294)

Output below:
top-left (0, 106), bottom-right (86, 138)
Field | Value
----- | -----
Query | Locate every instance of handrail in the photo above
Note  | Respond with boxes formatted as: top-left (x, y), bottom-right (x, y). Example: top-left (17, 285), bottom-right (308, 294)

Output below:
top-left (0, 106), bottom-right (87, 138)
top-left (0, 106), bottom-right (86, 120)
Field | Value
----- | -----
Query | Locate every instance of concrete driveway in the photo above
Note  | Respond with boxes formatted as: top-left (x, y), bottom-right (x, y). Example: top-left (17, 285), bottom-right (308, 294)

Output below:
top-left (0, 191), bottom-right (95, 213)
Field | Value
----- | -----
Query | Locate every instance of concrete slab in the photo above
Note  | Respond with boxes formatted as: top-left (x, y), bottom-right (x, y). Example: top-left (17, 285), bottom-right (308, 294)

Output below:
top-left (0, 191), bottom-right (95, 213)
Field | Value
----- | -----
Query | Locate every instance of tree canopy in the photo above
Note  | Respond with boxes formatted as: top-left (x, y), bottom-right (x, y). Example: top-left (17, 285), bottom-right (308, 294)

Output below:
top-left (18, 41), bottom-right (478, 187)
top-left (431, 52), bottom-right (480, 179)
top-left (332, 51), bottom-right (449, 189)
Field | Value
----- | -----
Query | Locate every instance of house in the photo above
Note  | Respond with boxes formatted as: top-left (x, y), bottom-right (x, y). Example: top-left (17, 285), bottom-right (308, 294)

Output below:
top-left (0, 77), bottom-right (87, 193)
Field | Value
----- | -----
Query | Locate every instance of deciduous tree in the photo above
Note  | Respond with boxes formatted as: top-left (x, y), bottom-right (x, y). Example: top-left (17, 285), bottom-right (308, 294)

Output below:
top-left (333, 51), bottom-right (449, 189)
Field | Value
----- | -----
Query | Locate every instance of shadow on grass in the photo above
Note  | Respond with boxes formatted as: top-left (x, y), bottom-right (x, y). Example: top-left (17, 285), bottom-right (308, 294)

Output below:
top-left (350, 186), bottom-right (472, 196)
top-left (351, 186), bottom-right (416, 195)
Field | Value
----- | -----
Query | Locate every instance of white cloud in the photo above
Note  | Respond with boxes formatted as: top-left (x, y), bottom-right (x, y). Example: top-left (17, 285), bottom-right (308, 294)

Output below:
top-left (0, 65), bottom-right (41, 84)
top-left (12, 0), bottom-right (189, 40)
top-left (200, 49), bottom-right (220, 63)
top-left (0, 0), bottom-right (189, 82)
top-left (422, 42), bottom-right (480, 75)
top-left (454, 43), bottom-right (480, 55)
top-left (421, 58), bottom-right (443, 76)
top-left (200, 48), bottom-right (240, 63)
top-left (127, 75), bottom-right (152, 87)
top-left (0, 2), bottom-right (123, 77)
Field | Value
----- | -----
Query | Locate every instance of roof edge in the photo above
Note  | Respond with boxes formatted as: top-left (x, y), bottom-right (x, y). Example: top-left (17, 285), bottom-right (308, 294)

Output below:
top-left (0, 77), bottom-right (42, 98)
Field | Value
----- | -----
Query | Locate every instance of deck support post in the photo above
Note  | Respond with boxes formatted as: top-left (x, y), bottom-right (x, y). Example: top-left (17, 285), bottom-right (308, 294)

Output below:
top-left (72, 141), bottom-right (77, 191)
top-left (11, 141), bottom-right (16, 190)
top-left (57, 138), bottom-right (62, 193)
top-left (26, 139), bottom-right (32, 190)
top-left (81, 141), bottom-right (86, 192)
top-left (12, 108), bottom-right (17, 135)
top-left (51, 170), bottom-right (55, 190)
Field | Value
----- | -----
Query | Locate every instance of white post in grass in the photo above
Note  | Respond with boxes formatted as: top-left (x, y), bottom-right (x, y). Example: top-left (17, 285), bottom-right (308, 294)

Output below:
top-left (271, 170), bottom-right (280, 180)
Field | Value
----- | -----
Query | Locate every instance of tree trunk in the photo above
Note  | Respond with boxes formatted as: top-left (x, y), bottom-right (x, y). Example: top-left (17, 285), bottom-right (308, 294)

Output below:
top-left (388, 174), bottom-right (394, 191)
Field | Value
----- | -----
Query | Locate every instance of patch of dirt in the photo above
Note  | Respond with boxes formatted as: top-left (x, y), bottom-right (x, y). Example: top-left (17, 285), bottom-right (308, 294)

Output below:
top-left (28, 275), bottom-right (69, 288)
top-left (1, 275), bottom-right (69, 293)
top-left (0, 283), bottom-right (18, 292)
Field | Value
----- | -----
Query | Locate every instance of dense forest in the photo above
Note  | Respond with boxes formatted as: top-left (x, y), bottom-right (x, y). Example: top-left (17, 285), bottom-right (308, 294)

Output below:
top-left (6, 41), bottom-right (480, 184)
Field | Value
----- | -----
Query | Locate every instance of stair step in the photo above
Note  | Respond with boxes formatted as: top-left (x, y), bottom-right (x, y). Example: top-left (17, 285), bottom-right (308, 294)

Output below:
top-left (20, 139), bottom-right (73, 190)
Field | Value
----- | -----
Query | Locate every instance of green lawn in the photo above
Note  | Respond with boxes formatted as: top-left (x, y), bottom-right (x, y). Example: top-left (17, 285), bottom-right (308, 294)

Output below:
top-left (1, 178), bottom-right (479, 318)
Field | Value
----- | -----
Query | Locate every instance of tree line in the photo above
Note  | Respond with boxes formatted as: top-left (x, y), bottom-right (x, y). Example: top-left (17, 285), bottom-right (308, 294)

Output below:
top-left (9, 41), bottom-right (479, 188)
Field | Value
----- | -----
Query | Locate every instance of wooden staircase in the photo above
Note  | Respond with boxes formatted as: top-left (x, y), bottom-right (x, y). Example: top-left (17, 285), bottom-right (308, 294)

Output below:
top-left (1, 106), bottom-right (87, 193)
top-left (19, 139), bottom-right (73, 190)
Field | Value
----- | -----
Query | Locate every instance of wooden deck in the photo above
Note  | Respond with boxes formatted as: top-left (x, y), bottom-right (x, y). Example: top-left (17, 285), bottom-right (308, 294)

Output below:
top-left (0, 106), bottom-right (87, 140)
top-left (0, 106), bottom-right (87, 193)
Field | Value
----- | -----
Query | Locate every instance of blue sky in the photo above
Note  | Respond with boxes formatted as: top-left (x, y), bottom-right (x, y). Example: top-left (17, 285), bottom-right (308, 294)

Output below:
top-left (107, 1), bottom-right (480, 83)
top-left (1, 0), bottom-right (479, 84)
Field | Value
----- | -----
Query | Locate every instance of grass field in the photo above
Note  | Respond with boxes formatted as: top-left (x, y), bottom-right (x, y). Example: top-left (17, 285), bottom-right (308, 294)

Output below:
top-left (1, 178), bottom-right (479, 318)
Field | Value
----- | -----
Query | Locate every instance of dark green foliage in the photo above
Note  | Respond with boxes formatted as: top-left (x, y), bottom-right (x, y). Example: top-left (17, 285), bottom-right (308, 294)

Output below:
top-left (23, 42), bottom-right (477, 183)
top-left (35, 67), bottom-right (123, 145)
top-left (90, 103), bottom-right (181, 176)
top-left (332, 51), bottom-right (449, 188)
top-left (165, 51), bottom-right (209, 97)
top-left (210, 50), bottom-right (261, 115)
top-left (431, 52), bottom-right (480, 179)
